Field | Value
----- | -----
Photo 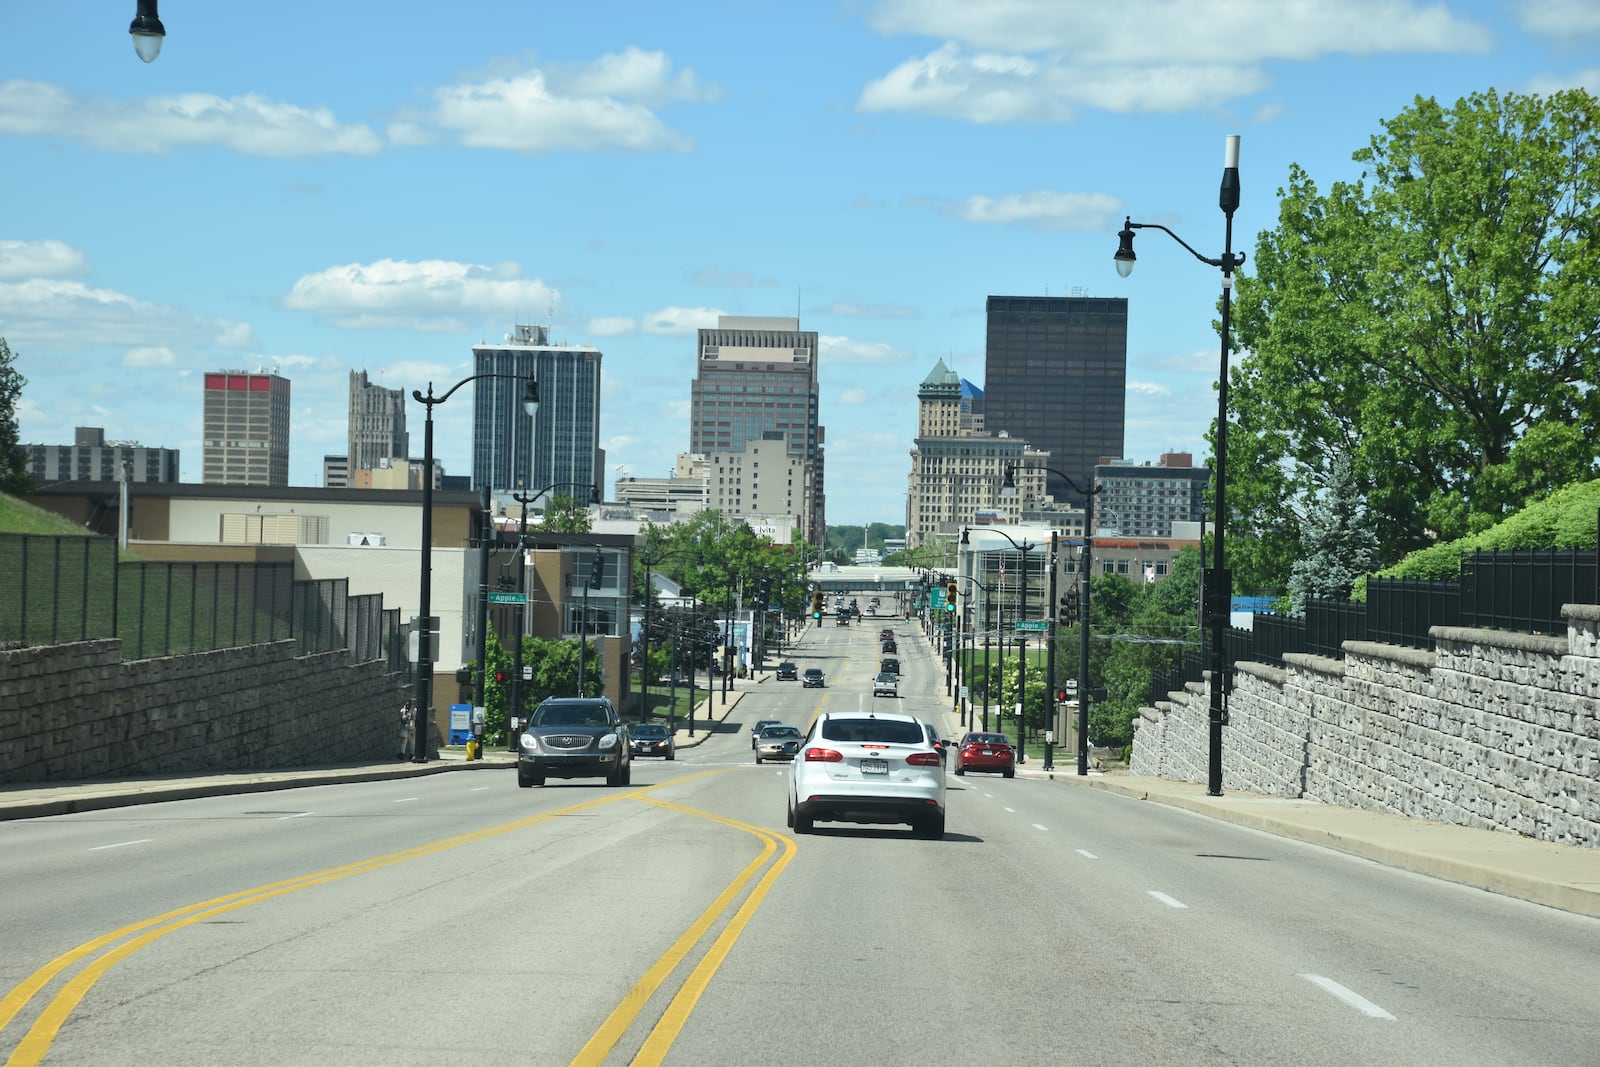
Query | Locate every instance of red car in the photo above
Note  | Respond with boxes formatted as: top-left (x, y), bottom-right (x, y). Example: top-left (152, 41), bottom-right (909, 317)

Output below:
top-left (955, 732), bottom-right (1015, 778)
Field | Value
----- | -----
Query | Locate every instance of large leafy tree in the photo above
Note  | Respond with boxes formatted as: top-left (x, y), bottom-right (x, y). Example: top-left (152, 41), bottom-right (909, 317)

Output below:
top-left (0, 339), bottom-right (31, 495)
top-left (1229, 88), bottom-right (1600, 591)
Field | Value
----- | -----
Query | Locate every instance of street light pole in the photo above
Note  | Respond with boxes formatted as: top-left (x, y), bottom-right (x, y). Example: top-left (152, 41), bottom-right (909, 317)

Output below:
top-left (1116, 133), bottom-right (1242, 796)
top-left (410, 373), bottom-right (537, 763)
top-left (967, 526), bottom-right (1035, 761)
top-left (510, 488), bottom-right (533, 750)
top-left (1045, 530), bottom-right (1058, 772)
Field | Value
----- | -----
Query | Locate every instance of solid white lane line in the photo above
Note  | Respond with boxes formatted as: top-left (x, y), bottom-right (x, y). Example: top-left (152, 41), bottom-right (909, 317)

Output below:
top-left (88, 839), bottom-right (152, 851)
top-left (393, 797), bottom-right (420, 804)
top-left (1298, 974), bottom-right (1396, 1020)
top-left (1032, 823), bottom-right (1048, 831)
top-left (1147, 891), bottom-right (1188, 909)
top-left (1076, 849), bottom-right (1098, 859)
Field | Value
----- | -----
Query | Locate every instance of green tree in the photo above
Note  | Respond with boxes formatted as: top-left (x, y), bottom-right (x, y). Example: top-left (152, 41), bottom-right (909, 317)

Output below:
top-left (0, 339), bottom-right (31, 495)
top-left (1284, 452), bottom-right (1379, 613)
top-left (539, 492), bottom-right (592, 533)
top-left (1230, 88), bottom-right (1600, 592)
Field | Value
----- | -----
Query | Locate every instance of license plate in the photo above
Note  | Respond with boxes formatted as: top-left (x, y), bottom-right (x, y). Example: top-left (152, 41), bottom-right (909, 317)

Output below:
top-left (860, 758), bottom-right (888, 775)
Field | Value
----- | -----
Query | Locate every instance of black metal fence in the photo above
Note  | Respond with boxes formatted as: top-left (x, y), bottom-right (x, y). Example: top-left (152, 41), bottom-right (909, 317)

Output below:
top-left (1150, 545), bottom-right (1599, 704)
top-left (0, 533), bottom-right (405, 670)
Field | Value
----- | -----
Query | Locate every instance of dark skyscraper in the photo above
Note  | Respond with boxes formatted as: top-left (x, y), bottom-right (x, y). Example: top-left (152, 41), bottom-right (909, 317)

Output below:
top-left (983, 295), bottom-right (1128, 503)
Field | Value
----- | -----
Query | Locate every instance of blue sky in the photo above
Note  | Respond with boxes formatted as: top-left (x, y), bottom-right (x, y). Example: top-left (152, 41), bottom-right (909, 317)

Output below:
top-left (4, 2), bottom-right (1597, 527)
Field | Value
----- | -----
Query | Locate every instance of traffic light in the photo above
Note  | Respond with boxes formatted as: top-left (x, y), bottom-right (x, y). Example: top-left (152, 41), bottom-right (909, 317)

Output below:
top-left (493, 668), bottom-right (508, 684)
top-left (758, 577), bottom-right (771, 607)
top-left (455, 667), bottom-right (473, 685)
top-left (589, 552), bottom-right (604, 589)
top-left (811, 589), bottom-right (825, 619)
top-left (1058, 588), bottom-right (1080, 625)
top-left (946, 581), bottom-right (958, 611)
top-left (1056, 688), bottom-right (1068, 704)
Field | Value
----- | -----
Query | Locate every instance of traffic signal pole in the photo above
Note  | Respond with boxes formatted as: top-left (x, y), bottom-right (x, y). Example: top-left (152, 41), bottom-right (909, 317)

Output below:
top-left (1044, 531), bottom-right (1058, 772)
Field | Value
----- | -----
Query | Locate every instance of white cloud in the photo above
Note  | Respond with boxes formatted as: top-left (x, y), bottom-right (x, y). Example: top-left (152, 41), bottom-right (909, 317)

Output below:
top-left (0, 239), bottom-right (89, 281)
top-left (0, 81), bottom-right (382, 157)
top-left (859, 1), bottom-right (1490, 120)
top-left (588, 316), bottom-right (638, 336)
top-left (820, 334), bottom-right (911, 365)
top-left (283, 258), bottom-right (557, 329)
top-left (956, 190), bottom-right (1122, 232)
top-left (0, 277), bottom-right (250, 357)
top-left (1517, 0), bottom-right (1600, 38)
top-left (417, 49), bottom-right (709, 153)
top-left (1523, 69), bottom-right (1600, 96)
top-left (1127, 380), bottom-right (1172, 397)
top-left (823, 300), bottom-right (918, 318)
top-left (640, 306), bottom-right (723, 335)
top-left (837, 387), bottom-right (870, 405)
top-left (123, 347), bottom-right (176, 368)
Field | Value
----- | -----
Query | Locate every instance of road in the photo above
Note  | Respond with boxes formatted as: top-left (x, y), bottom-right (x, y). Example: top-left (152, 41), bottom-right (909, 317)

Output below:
top-left (3, 616), bottom-right (1599, 1066)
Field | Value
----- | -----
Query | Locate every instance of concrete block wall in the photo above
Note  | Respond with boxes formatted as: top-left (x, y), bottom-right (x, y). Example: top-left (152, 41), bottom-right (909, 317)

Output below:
top-left (1132, 604), bottom-right (1600, 849)
top-left (0, 639), bottom-right (409, 784)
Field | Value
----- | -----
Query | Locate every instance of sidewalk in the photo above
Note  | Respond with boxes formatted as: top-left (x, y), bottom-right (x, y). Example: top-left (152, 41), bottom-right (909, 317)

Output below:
top-left (1015, 762), bottom-right (1600, 920)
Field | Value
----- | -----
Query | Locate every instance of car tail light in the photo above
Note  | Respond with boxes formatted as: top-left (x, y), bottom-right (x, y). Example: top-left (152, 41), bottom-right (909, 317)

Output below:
top-left (805, 747), bottom-right (843, 762)
top-left (905, 752), bottom-right (941, 767)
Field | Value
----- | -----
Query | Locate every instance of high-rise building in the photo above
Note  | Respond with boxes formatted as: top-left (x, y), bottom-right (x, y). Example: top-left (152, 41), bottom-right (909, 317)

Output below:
top-left (471, 324), bottom-right (602, 498)
top-left (1093, 453), bottom-right (1210, 537)
top-left (689, 315), bottom-right (824, 542)
top-left (26, 426), bottom-right (180, 484)
top-left (983, 295), bottom-right (1127, 504)
top-left (706, 431), bottom-right (805, 533)
top-left (202, 371), bottom-right (290, 486)
top-left (347, 371), bottom-right (408, 477)
top-left (906, 359), bottom-right (1047, 550)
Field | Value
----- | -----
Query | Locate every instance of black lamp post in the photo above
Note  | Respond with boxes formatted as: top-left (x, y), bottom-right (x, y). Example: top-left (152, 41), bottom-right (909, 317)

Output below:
top-left (411, 374), bottom-right (538, 763)
top-left (509, 482), bottom-right (595, 744)
top-left (956, 574), bottom-right (994, 731)
top-left (1004, 464), bottom-right (1101, 776)
top-left (1116, 133), bottom-right (1242, 796)
top-left (964, 526), bottom-right (1036, 762)
top-left (129, 0), bottom-right (165, 62)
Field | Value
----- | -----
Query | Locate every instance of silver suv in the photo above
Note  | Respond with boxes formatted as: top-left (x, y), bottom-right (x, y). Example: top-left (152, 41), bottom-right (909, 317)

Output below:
top-left (872, 672), bottom-right (898, 698)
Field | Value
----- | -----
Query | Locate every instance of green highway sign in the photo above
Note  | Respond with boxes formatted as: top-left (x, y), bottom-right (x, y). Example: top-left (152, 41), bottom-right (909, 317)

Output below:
top-left (1014, 620), bottom-right (1048, 631)
top-left (487, 592), bottom-right (527, 605)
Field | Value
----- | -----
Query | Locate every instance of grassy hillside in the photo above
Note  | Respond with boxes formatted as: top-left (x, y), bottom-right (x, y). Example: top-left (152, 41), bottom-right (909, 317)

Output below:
top-left (0, 491), bottom-right (91, 536)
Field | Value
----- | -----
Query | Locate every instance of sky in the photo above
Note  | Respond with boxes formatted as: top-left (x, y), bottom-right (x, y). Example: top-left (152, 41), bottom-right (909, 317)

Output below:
top-left (4, 2), bottom-right (1597, 528)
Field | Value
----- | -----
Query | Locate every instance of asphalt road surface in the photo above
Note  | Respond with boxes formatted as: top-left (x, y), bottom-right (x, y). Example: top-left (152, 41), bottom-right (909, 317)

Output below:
top-left (4, 619), bottom-right (1599, 1066)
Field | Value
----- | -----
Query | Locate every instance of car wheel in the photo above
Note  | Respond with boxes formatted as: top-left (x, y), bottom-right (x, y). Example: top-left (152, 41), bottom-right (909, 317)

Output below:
top-left (954, 764), bottom-right (966, 776)
top-left (785, 796), bottom-right (794, 828)
top-left (517, 769), bottom-right (535, 788)
top-left (622, 761), bottom-right (632, 785)
top-left (755, 754), bottom-right (763, 765)
top-left (1003, 767), bottom-right (1015, 779)
top-left (793, 807), bottom-right (813, 834)
top-left (666, 747), bottom-right (675, 761)
top-left (530, 774), bottom-right (545, 787)
top-left (916, 813), bottom-right (946, 840)
top-left (606, 763), bottom-right (621, 786)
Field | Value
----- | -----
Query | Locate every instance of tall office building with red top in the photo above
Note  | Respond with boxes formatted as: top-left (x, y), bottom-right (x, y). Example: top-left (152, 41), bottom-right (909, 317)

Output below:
top-left (202, 371), bottom-right (291, 486)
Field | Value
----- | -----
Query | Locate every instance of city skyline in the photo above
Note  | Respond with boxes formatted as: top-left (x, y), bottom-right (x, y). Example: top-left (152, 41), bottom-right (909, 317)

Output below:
top-left (4, 3), bottom-right (1595, 524)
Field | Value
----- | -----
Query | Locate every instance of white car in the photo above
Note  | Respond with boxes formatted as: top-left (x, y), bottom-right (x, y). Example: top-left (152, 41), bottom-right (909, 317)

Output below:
top-left (786, 711), bottom-right (946, 838)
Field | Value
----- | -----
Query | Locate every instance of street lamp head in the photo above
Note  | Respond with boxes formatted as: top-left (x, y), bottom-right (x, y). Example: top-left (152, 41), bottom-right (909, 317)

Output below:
top-left (522, 378), bottom-right (539, 416)
top-left (130, 0), bottom-right (165, 62)
top-left (1115, 218), bottom-right (1137, 278)
top-left (960, 526), bottom-right (970, 546)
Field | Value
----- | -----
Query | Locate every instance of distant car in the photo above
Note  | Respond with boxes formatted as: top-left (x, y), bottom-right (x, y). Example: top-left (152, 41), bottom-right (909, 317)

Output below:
top-left (787, 710), bottom-right (946, 838)
top-left (750, 718), bottom-right (784, 749)
top-left (776, 662), bottom-right (798, 680)
top-left (880, 640), bottom-right (897, 654)
top-left (802, 668), bottom-right (826, 688)
top-left (872, 672), bottom-right (898, 698)
top-left (629, 721), bottom-right (674, 760)
top-left (880, 657), bottom-right (900, 677)
top-left (836, 615), bottom-right (850, 627)
top-left (754, 724), bottom-right (803, 764)
top-left (955, 732), bottom-right (1015, 778)
top-left (518, 697), bottom-right (631, 787)
top-left (879, 629), bottom-right (895, 641)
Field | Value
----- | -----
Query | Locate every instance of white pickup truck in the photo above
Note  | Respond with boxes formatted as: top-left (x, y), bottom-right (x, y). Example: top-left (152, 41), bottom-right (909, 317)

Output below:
top-left (872, 672), bottom-right (898, 698)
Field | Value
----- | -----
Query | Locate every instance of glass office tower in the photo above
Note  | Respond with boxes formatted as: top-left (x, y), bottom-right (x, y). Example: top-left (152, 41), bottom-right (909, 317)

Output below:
top-left (471, 325), bottom-right (603, 498)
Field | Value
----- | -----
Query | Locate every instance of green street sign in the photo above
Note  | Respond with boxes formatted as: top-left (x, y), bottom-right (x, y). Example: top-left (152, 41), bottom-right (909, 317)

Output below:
top-left (487, 592), bottom-right (527, 605)
top-left (1014, 620), bottom-right (1048, 631)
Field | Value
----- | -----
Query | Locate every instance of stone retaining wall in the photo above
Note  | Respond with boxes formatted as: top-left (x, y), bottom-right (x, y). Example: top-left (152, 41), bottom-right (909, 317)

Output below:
top-left (1131, 604), bottom-right (1600, 849)
top-left (0, 639), bottom-right (409, 784)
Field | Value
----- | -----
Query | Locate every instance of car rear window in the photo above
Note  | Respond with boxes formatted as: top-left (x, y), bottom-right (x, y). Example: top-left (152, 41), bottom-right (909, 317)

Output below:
top-left (821, 718), bottom-right (924, 744)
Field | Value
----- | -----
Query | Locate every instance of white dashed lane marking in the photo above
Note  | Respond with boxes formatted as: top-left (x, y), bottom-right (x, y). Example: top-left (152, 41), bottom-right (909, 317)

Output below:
top-left (89, 839), bottom-right (151, 851)
top-left (1299, 974), bottom-right (1396, 1020)
top-left (1148, 891), bottom-right (1188, 909)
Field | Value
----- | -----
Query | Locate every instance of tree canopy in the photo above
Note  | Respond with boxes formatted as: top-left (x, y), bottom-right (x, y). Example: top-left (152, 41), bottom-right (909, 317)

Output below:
top-left (1228, 88), bottom-right (1600, 593)
top-left (0, 339), bottom-right (31, 496)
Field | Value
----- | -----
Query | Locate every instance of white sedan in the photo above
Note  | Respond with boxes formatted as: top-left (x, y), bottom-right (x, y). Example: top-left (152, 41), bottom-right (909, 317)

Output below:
top-left (786, 711), bottom-right (946, 838)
